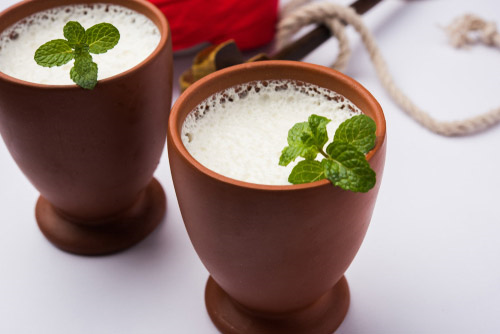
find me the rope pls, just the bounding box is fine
[276,1,500,136]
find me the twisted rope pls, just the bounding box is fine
[276,1,500,136]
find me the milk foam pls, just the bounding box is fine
[182,80,362,185]
[0,3,160,85]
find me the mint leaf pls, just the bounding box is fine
[279,122,318,166]
[279,115,332,166]
[324,142,376,192]
[280,114,377,192]
[288,160,326,184]
[74,44,90,57]
[279,145,304,166]
[63,21,86,47]
[70,56,98,90]
[34,21,120,89]
[34,39,74,67]
[334,114,376,154]
[308,114,331,148]
[86,23,120,54]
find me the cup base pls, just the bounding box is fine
[35,178,166,256]
[205,275,350,334]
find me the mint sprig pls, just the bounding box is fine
[279,114,377,192]
[34,21,120,89]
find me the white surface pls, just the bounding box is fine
[1,0,499,333]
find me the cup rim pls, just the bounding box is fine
[169,60,386,191]
[0,0,170,90]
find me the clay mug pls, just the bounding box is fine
[168,61,387,334]
[0,0,172,255]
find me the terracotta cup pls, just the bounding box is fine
[168,61,386,334]
[0,0,172,255]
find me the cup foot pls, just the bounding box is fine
[35,178,166,256]
[205,275,350,334]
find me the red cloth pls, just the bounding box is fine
[149,0,279,51]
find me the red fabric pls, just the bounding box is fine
[149,0,279,51]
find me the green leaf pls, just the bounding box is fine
[86,23,120,54]
[334,114,376,154]
[74,44,90,57]
[70,55,98,90]
[279,115,332,166]
[63,21,86,47]
[280,145,303,166]
[279,122,318,166]
[34,20,120,89]
[34,39,74,67]
[324,142,376,192]
[288,159,326,184]
[308,114,331,148]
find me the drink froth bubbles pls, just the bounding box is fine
[0,3,160,85]
[182,80,362,185]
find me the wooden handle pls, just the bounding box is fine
[271,0,383,61]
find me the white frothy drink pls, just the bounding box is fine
[0,3,160,85]
[182,80,362,185]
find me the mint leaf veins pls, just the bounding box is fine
[279,114,331,166]
[279,114,377,192]
[34,21,120,89]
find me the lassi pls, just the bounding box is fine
[0,3,160,85]
[182,80,362,185]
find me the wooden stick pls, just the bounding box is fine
[271,0,383,61]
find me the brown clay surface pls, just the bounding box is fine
[36,178,166,255]
[206,276,350,334]
[168,61,386,333]
[0,0,173,255]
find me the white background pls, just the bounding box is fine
[1,0,500,333]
